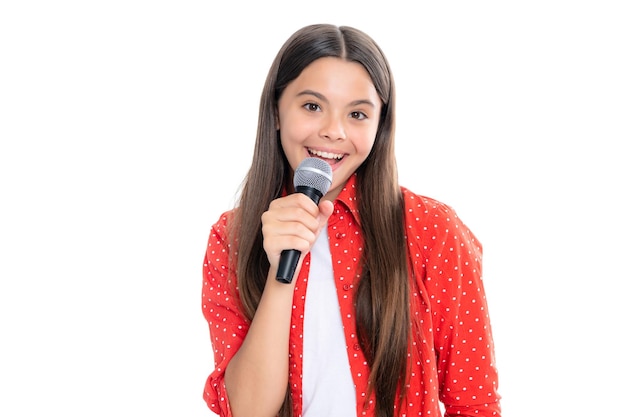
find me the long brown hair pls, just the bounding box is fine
[230,24,412,417]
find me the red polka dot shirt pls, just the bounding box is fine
[202,174,501,416]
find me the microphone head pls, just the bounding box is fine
[293,157,333,196]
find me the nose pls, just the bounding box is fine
[319,113,345,141]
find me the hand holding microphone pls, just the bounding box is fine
[261,158,333,284]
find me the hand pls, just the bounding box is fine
[261,193,334,278]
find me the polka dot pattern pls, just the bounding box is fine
[202,175,501,416]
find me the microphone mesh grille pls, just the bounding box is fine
[293,158,333,196]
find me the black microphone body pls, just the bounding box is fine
[275,158,332,284]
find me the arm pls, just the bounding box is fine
[420,202,501,416]
[202,213,247,417]
[223,270,296,417]
[202,214,294,417]
[219,195,334,417]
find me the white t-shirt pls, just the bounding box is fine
[302,227,357,417]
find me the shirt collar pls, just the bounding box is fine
[332,173,361,226]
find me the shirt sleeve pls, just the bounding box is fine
[201,213,249,417]
[420,201,501,416]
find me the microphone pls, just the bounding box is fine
[276,157,333,284]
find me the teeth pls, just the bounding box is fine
[308,148,344,160]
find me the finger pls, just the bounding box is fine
[263,218,318,242]
[269,193,319,215]
[266,197,322,232]
[318,200,334,220]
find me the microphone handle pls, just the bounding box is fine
[276,249,300,284]
[295,185,323,205]
[275,185,324,283]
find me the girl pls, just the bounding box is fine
[202,24,501,417]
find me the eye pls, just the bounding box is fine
[349,111,367,120]
[303,103,321,112]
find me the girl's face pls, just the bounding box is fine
[277,57,382,201]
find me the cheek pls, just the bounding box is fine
[279,125,300,148]
[281,118,315,144]
[353,129,377,155]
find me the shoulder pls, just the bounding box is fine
[400,186,459,223]
[209,208,237,241]
[400,186,480,251]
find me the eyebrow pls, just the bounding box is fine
[296,89,377,108]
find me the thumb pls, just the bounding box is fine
[318,200,334,224]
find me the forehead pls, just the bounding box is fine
[284,57,380,105]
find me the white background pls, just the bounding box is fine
[1,1,624,416]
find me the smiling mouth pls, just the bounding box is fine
[307,147,345,163]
